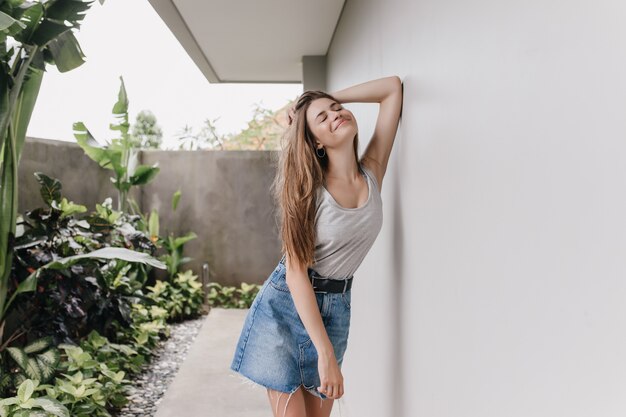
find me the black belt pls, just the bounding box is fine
[279,255,353,294]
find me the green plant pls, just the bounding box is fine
[78,330,145,377]
[143,190,197,277]
[73,76,160,214]
[207,282,261,308]
[146,270,204,322]
[54,344,131,415]
[4,175,165,348]
[4,336,61,390]
[0,0,105,363]
[0,379,69,417]
[112,302,170,358]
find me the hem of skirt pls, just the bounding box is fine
[228,367,300,395]
[228,369,343,417]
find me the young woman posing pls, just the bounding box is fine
[230,75,403,417]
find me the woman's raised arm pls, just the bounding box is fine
[329,76,403,190]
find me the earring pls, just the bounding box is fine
[316,147,326,158]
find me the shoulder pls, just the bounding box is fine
[359,157,383,191]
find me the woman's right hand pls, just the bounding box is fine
[317,352,344,399]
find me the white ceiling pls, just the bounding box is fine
[147,0,346,83]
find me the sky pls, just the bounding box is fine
[26,0,303,149]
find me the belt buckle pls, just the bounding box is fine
[311,276,318,290]
[311,276,328,293]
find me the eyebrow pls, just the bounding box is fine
[316,102,340,120]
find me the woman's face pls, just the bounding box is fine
[305,98,358,151]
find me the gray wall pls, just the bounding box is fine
[327,1,626,416]
[19,137,283,286]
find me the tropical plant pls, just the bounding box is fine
[73,76,160,214]
[207,282,261,308]
[146,270,204,322]
[3,173,164,349]
[0,379,69,417]
[0,0,106,371]
[5,336,61,389]
[143,189,197,277]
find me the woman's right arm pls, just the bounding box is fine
[284,253,334,359]
[284,253,344,398]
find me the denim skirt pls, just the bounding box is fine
[229,258,352,401]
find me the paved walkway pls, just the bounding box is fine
[154,308,270,417]
[154,307,345,417]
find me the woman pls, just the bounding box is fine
[229,76,403,417]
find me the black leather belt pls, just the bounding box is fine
[279,255,353,293]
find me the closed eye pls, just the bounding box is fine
[319,105,343,123]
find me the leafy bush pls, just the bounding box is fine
[207,282,261,308]
[0,379,69,417]
[7,174,158,346]
[146,270,204,322]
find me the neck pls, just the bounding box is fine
[324,154,361,183]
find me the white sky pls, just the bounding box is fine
[26,0,302,149]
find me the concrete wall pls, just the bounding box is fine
[19,137,283,286]
[326,1,626,416]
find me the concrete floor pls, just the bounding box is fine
[153,307,345,417]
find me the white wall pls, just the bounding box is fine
[327,1,626,416]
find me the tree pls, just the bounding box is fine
[174,117,224,151]
[130,110,163,149]
[0,0,106,343]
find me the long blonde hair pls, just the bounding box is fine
[270,91,360,269]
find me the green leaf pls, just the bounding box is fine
[17,379,34,403]
[7,347,28,370]
[172,189,181,211]
[73,121,122,171]
[173,232,197,248]
[32,397,69,417]
[23,336,53,354]
[148,208,159,239]
[55,197,87,218]
[24,357,42,381]
[128,164,159,185]
[44,30,86,72]
[46,0,93,24]
[0,10,27,31]
[33,172,62,205]
[11,2,44,44]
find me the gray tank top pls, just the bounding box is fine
[310,162,383,280]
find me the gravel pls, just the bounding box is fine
[111,314,207,417]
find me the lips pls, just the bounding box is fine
[334,118,348,131]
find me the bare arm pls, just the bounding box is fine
[284,253,335,360]
[329,76,403,190]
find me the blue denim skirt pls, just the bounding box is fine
[229,258,352,402]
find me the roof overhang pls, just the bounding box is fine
[147,0,346,85]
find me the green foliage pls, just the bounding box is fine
[174,117,224,150]
[145,190,197,277]
[208,282,262,309]
[172,99,293,151]
[146,270,204,322]
[6,179,165,346]
[78,329,147,378]
[73,76,160,213]
[130,110,163,149]
[111,302,170,358]
[0,379,69,417]
[0,0,107,344]
[225,102,284,150]
[6,336,60,387]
